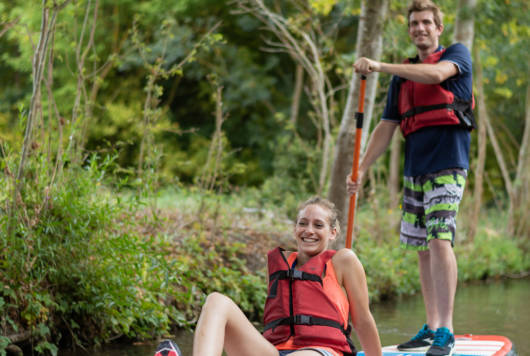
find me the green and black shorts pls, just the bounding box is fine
[400,168,467,250]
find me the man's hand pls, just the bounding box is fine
[346,171,365,196]
[354,57,380,75]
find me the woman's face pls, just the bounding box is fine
[294,204,337,257]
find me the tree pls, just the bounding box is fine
[470,0,529,239]
[468,46,486,241]
[511,84,530,238]
[452,0,479,240]
[453,0,476,51]
[233,0,339,194]
[8,0,72,235]
[328,0,389,244]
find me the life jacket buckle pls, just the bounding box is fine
[294,314,312,325]
[288,269,303,280]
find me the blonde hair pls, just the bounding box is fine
[296,197,340,234]
[407,0,444,28]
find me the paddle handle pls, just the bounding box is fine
[345,75,367,249]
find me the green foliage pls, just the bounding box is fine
[354,217,529,301]
[356,238,421,300]
[457,232,530,281]
[260,120,323,216]
[0,155,175,350]
[174,234,266,322]
[0,0,527,197]
[1,161,528,354]
[1,0,528,353]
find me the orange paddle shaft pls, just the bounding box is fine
[345,75,366,249]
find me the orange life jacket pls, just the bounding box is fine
[263,247,356,355]
[398,49,475,136]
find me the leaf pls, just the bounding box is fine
[484,56,499,67]
[310,0,338,16]
[495,71,508,84]
[493,87,513,98]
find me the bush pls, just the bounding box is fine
[456,231,530,281]
[0,156,175,351]
[173,234,267,323]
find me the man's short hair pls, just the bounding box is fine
[407,0,444,28]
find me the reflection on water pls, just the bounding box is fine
[59,278,529,355]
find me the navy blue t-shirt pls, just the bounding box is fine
[382,43,473,176]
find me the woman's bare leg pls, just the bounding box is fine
[193,292,279,356]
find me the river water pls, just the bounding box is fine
[59,278,529,355]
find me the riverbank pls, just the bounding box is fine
[57,277,530,356]
[2,187,529,354]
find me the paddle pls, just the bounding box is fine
[345,75,366,249]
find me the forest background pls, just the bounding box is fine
[0,0,528,354]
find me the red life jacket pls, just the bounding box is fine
[398,48,475,137]
[263,247,356,355]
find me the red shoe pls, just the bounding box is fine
[154,340,182,356]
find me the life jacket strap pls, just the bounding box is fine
[263,314,349,334]
[263,315,356,355]
[400,103,454,119]
[267,270,323,298]
[399,99,475,130]
[270,269,323,283]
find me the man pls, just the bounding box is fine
[347,1,474,355]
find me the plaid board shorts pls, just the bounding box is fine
[400,168,467,250]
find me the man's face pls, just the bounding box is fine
[408,10,443,51]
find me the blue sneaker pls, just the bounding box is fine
[154,339,182,356]
[397,324,435,351]
[426,327,455,356]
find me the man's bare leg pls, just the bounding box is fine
[428,239,457,332]
[418,250,439,330]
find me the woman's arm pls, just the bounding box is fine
[333,249,382,356]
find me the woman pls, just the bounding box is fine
[156,197,381,356]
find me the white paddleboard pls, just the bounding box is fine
[357,334,515,356]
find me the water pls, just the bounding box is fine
[358,278,529,353]
[59,278,529,355]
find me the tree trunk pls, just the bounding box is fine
[468,46,487,241]
[290,64,304,127]
[453,0,477,239]
[483,105,515,216]
[9,0,66,235]
[453,0,477,51]
[509,84,530,237]
[67,0,98,164]
[482,86,529,238]
[328,0,388,245]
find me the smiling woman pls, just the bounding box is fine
[156,197,383,356]
[293,198,339,263]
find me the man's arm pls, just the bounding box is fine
[354,57,458,84]
[358,120,398,176]
[346,120,398,194]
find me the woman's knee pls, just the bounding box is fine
[202,292,233,312]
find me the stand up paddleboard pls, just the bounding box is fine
[357,334,516,356]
